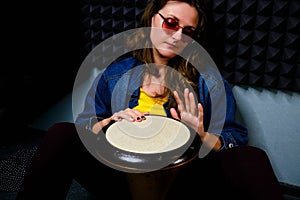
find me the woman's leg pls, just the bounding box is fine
[16,122,130,199]
[167,145,284,200]
[16,123,76,199]
[215,145,284,200]
[166,150,224,200]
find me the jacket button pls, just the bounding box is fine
[228,143,234,148]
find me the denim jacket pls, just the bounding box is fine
[75,56,248,151]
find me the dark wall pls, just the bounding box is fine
[21,1,86,122]
[1,1,85,142]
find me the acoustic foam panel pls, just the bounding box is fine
[81,0,300,91]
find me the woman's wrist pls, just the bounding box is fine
[91,117,113,134]
[199,131,222,151]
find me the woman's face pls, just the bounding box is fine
[150,1,199,63]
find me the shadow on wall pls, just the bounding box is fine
[233,85,300,188]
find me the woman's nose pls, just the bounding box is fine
[171,28,183,41]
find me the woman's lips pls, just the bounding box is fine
[164,42,178,49]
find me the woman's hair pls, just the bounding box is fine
[127,0,208,109]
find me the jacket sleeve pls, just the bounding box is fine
[75,73,112,131]
[199,77,248,151]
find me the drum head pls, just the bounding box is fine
[106,115,190,154]
[84,115,199,173]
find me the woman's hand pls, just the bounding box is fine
[170,88,222,151]
[170,88,205,138]
[92,109,148,134]
[111,108,148,122]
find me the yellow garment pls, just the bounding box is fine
[133,87,168,116]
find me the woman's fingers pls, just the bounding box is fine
[184,88,190,112]
[173,90,183,113]
[197,103,203,121]
[112,110,134,122]
[93,109,149,134]
[174,88,197,116]
[170,108,180,120]
[196,103,205,135]
[112,109,147,122]
[189,91,197,116]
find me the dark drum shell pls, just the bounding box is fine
[78,116,200,173]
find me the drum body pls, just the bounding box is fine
[125,136,200,200]
[80,115,200,200]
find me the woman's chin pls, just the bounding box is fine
[158,49,180,59]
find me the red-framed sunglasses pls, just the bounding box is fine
[158,12,196,42]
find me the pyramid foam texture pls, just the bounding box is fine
[81,0,300,91]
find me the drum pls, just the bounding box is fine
[91,115,200,200]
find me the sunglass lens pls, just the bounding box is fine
[183,28,193,36]
[164,18,178,30]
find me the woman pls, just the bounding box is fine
[17,0,283,199]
